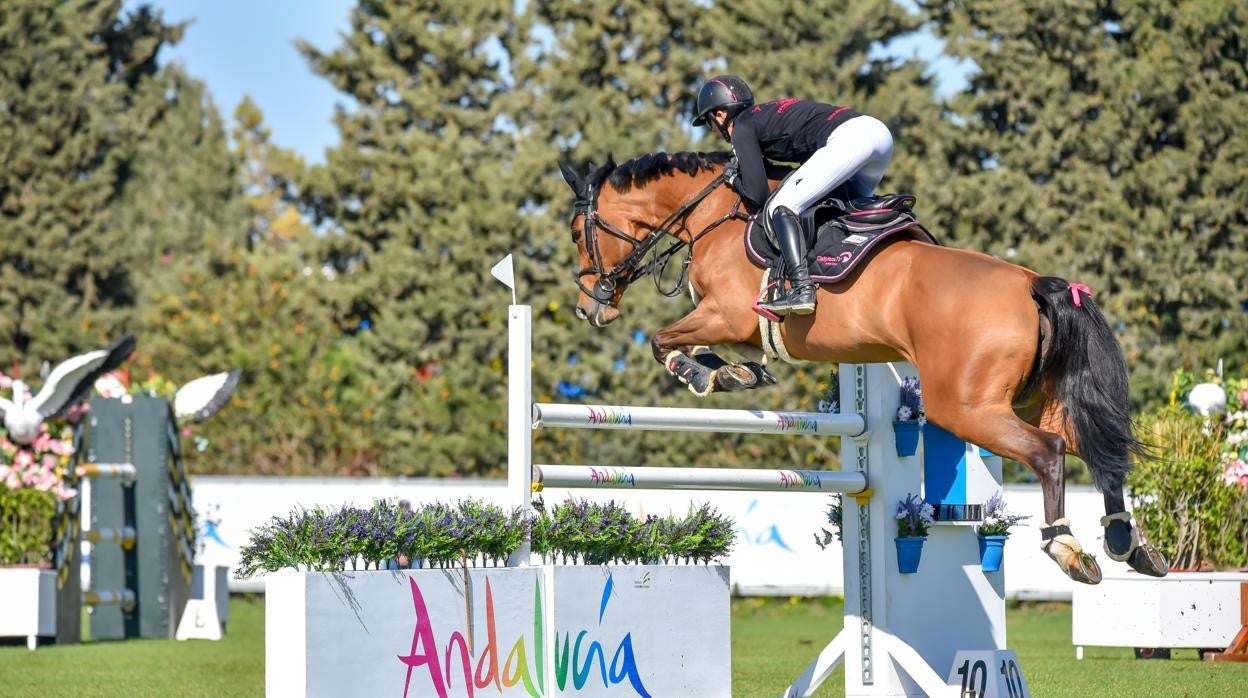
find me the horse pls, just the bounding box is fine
[557,151,1168,584]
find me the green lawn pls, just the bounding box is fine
[1,597,1244,697]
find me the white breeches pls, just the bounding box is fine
[765,115,895,218]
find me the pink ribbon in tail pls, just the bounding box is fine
[1069,282,1093,308]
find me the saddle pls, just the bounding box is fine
[744,189,939,283]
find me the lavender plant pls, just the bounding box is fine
[896,377,924,423]
[976,492,1030,536]
[236,496,734,577]
[815,494,843,549]
[895,494,935,538]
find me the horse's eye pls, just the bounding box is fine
[570,226,582,244]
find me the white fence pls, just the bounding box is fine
[177,476,1108,600]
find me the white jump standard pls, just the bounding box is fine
[508,303,1026,698]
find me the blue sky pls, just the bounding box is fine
[129,1,969,165]
[129,0,355,164]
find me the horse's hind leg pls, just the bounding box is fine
[930,402,1104,584]
[1039,407,1168,577]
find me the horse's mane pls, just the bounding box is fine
[589,151,732,193]
[586,150,795,194]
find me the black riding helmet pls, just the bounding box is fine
[691,75,755,127]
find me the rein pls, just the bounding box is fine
[574,172,749,306]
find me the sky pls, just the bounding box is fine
[128,0,355,164]
[128,1,971,165]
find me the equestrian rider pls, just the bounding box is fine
[692,75,895,316]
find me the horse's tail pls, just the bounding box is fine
[1030,276,1144,494]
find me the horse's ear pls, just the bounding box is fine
[559,162,583,197]
[604,154,616,170]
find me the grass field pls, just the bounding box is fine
[1,597,1245,697]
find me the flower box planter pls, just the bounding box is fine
[892,420,921,457]
[265,564,731,697]
[1072,571,1248,658]
[977,534,1009,572]
[894,537,925,574]
[0,568,57,650]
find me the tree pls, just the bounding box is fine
[297,0,520,475]
[0,0,182,369]
[135,101,378,475]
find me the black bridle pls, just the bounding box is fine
[573,173,748,306]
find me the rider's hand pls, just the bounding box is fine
[723,157,740,189]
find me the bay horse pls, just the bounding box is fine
[558,151,1168,584]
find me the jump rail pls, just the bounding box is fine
[533,463,868,494]
[75,462,136,483]
[532,402,866,436]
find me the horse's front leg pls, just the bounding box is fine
[650,304,774,396]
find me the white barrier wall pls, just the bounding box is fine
[187,476,1108,600]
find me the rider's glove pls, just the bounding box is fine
[723,157,740,190]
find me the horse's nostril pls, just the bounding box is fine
[575,306,587,320]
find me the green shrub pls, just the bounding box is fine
[1129,408,1248,570]
[0,488,59,566]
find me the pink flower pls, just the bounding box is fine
[1223,459,1248,489]
[4,470,20,490]
[32,432,52,452]
[15,450,34,467]
[65,402,90,423]
[0,372,11,389]
[182,427,192,438]
[41,453,57,469]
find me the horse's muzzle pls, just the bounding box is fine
[575,300,619,327]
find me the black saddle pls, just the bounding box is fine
[745,189,938,284]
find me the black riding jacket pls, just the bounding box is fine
[729,99,861,208]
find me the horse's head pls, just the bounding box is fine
[559,157,635,327]
[559,152,734,327]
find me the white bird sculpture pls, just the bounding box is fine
[0,334,136,445]
[174,369,241,423]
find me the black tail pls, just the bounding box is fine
[1030,277,1143,494]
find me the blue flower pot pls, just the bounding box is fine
[978,534,1009,572]
[893,420,921,457]
[895,536,925,574]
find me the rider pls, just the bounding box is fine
[692,75,895,316]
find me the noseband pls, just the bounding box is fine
[573,173,747,307]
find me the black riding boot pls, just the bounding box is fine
[759,207,816,316]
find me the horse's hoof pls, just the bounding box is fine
[1066,552,1103,585]
[742,361,778,387]
[1041,522,1102,584]
[713,364,758,392]
[1127,544,1169,577]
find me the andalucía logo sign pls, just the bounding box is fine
[397,574,651,697]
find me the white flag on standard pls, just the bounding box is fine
[491,254,517,303]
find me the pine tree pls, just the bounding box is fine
[298,0,519,475]
[0,0,182,368]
